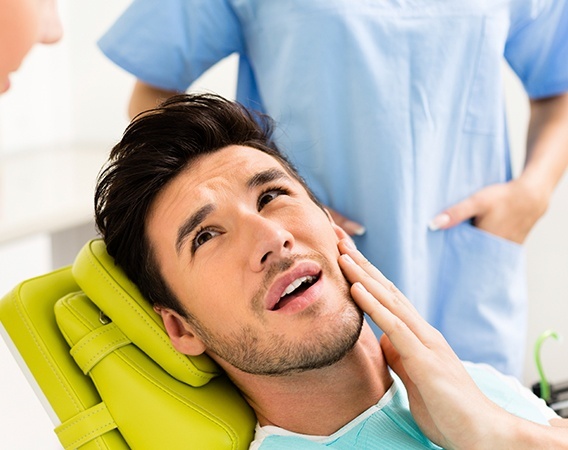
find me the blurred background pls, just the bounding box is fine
[0,1,566,447]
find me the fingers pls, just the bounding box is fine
[337,239,399,291]
[348,277,426,356]
[338,239,445,352]
[338,239,420,321]
[379,334,403,375]
[428,195,479,231]
[428,183,536,243]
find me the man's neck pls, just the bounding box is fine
[227,324,392,436]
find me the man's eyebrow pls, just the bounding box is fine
[175,204,215,255]
[175,169,289,255]
[246,168,291,190]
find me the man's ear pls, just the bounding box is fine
[154,306,207,356]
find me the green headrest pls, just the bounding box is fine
[72,239,220,387]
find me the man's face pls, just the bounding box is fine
[147,145,362,376]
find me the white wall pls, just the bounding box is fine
[0,3,566,447]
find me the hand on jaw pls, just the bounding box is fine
[337,238,568,449]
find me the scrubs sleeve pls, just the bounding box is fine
[97,0,244,92]
[505,0,568,99]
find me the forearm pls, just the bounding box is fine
[128,80,180,119]
[521,93,568,201]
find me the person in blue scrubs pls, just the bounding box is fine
[98,0,568,377]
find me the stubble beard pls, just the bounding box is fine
[187,252,364,376]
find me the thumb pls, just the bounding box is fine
[428,196,479,231]
[380,334,407,381]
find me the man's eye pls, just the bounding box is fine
[258,189,288,210]
[192,228,220,252]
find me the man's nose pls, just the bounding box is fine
[39,0,63,45]
[246,215,295,272]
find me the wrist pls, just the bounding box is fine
[519,148,566,208]
[451,406,519,450]
[513,173,551,219]
[492,415,554,450]
[484,414,524,449]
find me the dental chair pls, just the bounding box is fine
[0,239,256,449]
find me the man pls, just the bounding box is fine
[95,93,568,449]
[98,0,568,377]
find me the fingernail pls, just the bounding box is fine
[342,238,356,250]
[428,213,450,231]
[344,221,366,236]
[354,282,367,292]
[342,254,355,264]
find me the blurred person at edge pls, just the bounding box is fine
[0,0,63,94]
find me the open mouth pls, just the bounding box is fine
[272,273,320,311]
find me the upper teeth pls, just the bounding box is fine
[281,276,316,297]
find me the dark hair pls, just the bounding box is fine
[95,93,321,315]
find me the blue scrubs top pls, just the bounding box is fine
[99,0,568,377]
